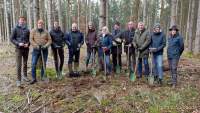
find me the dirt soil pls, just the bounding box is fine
[0,45,200,113]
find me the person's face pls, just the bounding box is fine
[72,24,77,32]
[138,23,144,31]
[154,27,160,33]
[88,24,93,30]
[18,18,25,26]
[171,29,177,36]
[54,22,59,28]
[114,24,119,30]
[37,23,43,29]
[102,28,107,34]
[128,23,133,30]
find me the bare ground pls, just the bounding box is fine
[0,45,200,113]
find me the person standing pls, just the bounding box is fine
[64,23,84,77]
[122,21,136,73]
[150,24,166,85]
[10,16,30,87]
[111,22,123,73]
[85,22,97,70]
[133,22,151,80]
[50,21,65,78]
[167,25,184,88]
[97,26,112,75]
[30,20,52,84]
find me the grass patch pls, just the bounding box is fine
[36,68,57,79]
[11,94,25,103]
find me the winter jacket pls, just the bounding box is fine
[111,29,123,54]
[150,32,166,55]
[50,27,65,48]
[10,24,30,49]
[133,29,151,58]
[97,33,113,55]
[85,29,97,48]
[167,33,184,59]
[30,28,52,49]
[121,29,136,54]
[64,30,84,51]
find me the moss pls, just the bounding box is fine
[11,94,24,103]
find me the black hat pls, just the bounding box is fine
[169,25,179,31]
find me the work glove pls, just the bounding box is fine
[138,48,143,51]
[112,41,117,46]
[102,47,109,52]
[77,44,81,51]
[115,38,122,43]
[128,43,132,47]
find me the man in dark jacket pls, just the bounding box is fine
[64,23,84,76]
[111,22,123,73]
[50,21,65,78]
[167,25,184,88]
[10,16,30,87]
[133,22,151,79]
[150,24,166,85]
[121,21,136,72]
[85,22,97,70]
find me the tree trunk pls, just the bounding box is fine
[143,0,147,25]
[77,0,80,29]
[33,0,39,28]
[106,0,109,27]
[27,0,33,29]
[99,0,107,31]
[39,0,45,21]
[187,0,195,52]
[47,0,53,30]
[3,0,10,44]
[58,0,64,31]
[170,0,177,26]
[133,0,140,22]
[194,1,200,54]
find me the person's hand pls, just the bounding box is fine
[19,43,24,47]
[115,38,122,43]
[128,43,132,47]
[102,47,109,52]
[138,48,143,51]
[149,48,157,53]
[24,43,29,48]
[42,45,48,50]
[112,41,117,46]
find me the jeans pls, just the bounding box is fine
[31,49,48,80]
[98,48,111,73]
[168,58,179,85]
[137,57,149,78]
[152,54,163,79]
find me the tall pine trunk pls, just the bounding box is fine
[3,0,10,44]
[170,0,177,26]
[33,0,39,28]
[99,0,107,31]
[58,0,64,31]
[194,1,200,54]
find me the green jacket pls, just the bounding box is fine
[133,29,151,58]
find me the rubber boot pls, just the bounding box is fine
[74,62,80,77]
[68,64,73,77]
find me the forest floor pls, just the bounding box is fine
[0,45,200,113]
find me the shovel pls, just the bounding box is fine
[125,45,130,76]
[148,52,154,86]
[91,47,97,77]
[40,48,49,83]
[115,44,121,75]
[130,51,138,82]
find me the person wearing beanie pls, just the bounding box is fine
[150,23,166,86]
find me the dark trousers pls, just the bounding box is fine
[68,49,80,64]
[126,52,136,72]
[168,58,179,85]
[52,48,64,72]
[112,53,122,72]
[31,49,48,80]
[15,48,29,81]
[86,47,96,66]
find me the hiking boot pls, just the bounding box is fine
[68,64,73,74]
[172,84,176,89]
[22,76,30,82]
[30,80,37,85]
[16,81,21,87]
[158,79,163,86]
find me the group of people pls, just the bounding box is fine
[10,16,184,88]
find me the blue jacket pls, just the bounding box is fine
[167,33,184,59]
[150,32,166,55]
[64,30,84,50]
[98,34,112,55]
